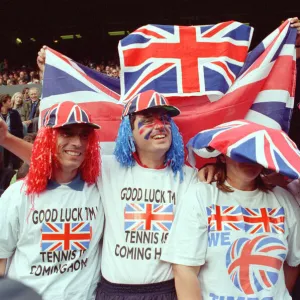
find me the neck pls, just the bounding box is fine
[226,174,257,191]
[52,168,78,184]
[1,107,8,114]
[136,151,165,169]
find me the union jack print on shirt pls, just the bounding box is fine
[41,222,92,252]
[242,207,285,234]
[119,21,252,100]
[207,205,244,232]
[206,205,285,234]
[226,235,287,295]
[124,203,174,231]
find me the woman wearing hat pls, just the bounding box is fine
[161,120,300,300]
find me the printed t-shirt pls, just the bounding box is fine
[161,182,300,300]
[99,155,197,284]
[0,177,104,300]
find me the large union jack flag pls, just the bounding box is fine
[242,207,285,234]
[124,203,174,231]
[40,20,297,163]
[119,21,252,100]
[226,235,287,295]
[41,222,92,251]
[187,119,300,179]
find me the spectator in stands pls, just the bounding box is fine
[22,87,30,102]
[11,92,24,116]
[21,87,40,133]
[0,94,23,169]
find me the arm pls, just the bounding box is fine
[0,259,7,276]
[173,264,202,300]
[284,263,300,294]
[0,120,32,164]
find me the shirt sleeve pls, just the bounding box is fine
[0,185,20,258]
[161,183,208,266]
[286,199,300,267]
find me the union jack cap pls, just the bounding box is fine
[122,90,180,118]
[43,101,100,129]
[187,119,300,179]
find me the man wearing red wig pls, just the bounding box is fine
[0,101,104,300]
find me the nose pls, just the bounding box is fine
[69,134,82,147]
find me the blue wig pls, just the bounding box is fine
[114,116,185,181]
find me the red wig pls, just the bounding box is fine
[25,127,100,195]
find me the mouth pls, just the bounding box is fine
[152,134,167,140]
[64,150,81,157]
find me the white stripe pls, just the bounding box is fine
[245,110,281,130]
[252,90,294,109]
[41,91,123,111]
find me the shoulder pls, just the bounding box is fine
[271,186,300,223]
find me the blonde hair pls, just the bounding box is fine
[11,92,23,108]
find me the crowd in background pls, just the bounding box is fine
[0,58,120,86]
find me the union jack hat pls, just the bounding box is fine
[187,119,300,179]
[43,101,100,129]
[122,90,180,118]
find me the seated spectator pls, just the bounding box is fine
[0,94,23,169]
[11,92,24,116]
[22,87,30,102]
[21,87,40,133]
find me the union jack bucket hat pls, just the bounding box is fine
[43,101,100,129]
[122,90,180,118]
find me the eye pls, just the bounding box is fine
[80,132,90,140]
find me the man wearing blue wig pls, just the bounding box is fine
[96,89,197,299]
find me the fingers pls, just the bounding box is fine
[290,17,300,33]
[290,17,299,24]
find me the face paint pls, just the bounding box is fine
[137,115,170,140]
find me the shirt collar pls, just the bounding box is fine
[46,174,84,191]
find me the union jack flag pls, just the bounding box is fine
[119,21,252,100]
[40,20,297,162]
[124,203,174,231]
[207,205,244,232]
[242,207,285,234]
[41,222,92,252]
[226,235,287,295]
[187,119,300,179]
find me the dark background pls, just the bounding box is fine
[0,0,299,67]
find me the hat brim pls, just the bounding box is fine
[136,105,180,117]
[52,121,100,129]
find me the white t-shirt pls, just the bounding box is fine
[99,155,197,284]
[0,177,104,300]
[287,179,300,206]
[161,182,300,300]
